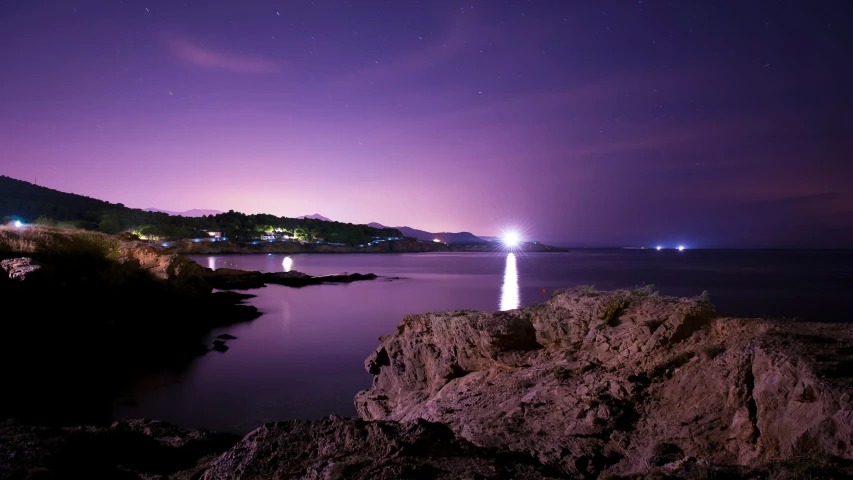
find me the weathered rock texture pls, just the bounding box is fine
[0,257,40,280]
[183,417,566,480]
[355,287,853,478]
[0,418,239,480]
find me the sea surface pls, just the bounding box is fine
[113,250,853,433]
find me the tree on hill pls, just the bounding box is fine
[0,176,403,245]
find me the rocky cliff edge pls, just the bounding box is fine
[355,286,853,478]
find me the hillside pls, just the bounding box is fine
[144,208,224,217]
[297,213,332,221]
[0,176,400,245]
[369,222,484,244]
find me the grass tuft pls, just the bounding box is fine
[601,296,628,326]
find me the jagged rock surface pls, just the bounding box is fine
[0,257,40,280]
[181,416,567,480]
[0,418,239,480]
[355,287,853,478]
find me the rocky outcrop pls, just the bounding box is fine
[183,417,567,480]
[4,286,853,478]
[0,257,40,280]
[0,418,239,480]
[355,287,853,478]
[203,268,378,290]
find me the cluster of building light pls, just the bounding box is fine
[655,245,686,251]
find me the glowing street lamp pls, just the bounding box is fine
[13,220,22,228]
[677,245,685,251]
[656,246,662,251]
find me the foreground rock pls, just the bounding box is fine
[0,418,239,480]
[181,417,566,480]
[355,287,853,478]
[0,417,566,480]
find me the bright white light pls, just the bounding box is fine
[500,253,520,311]
[502,231,520,248]
[13,220,22,228]
[677,245,685,251]
[282,256,293,272]
[656,246,662,251]
[432,238,441,243]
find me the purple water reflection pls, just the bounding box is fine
[114,250,853,433]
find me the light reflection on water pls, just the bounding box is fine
[208,257,215,270]
[113,251,852,434]
[282,257,293,272]
[500,253,520,310]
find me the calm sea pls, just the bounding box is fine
[113,250,853,433]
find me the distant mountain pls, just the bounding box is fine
[297,213,332,222]
[369,222,484,244]
[144,208,223,217]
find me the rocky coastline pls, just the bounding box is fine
[2,275,853,478]
[0,227,379,427]
[2,227,851,478]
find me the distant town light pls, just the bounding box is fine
[677,245,685,251]
[656,246,662,251]
[13,220,22,228]
[432,238,441,243]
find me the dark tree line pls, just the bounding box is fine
[0,176,401,245]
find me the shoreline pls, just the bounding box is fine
[0,227,380,427]
[169,238,567,255]
[2,286,853,478]
[2,228,852,478]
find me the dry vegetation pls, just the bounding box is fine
[0,223,124,259]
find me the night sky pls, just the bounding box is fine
[1,1,851,248]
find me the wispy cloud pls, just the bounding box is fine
[160,32,280,73]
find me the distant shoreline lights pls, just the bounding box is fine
[654,245,687,251]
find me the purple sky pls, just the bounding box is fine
[1,0,851,247]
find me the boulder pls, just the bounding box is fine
[355,287,853,478]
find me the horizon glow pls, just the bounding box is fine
[1,2,851,247]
